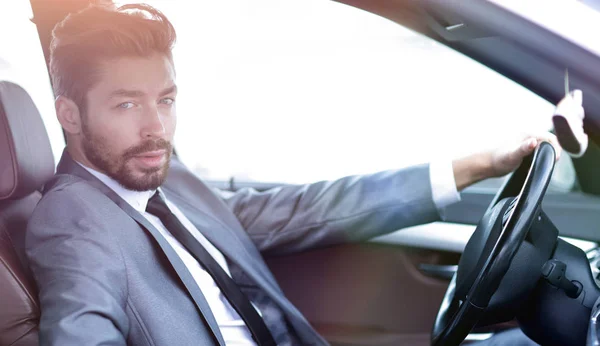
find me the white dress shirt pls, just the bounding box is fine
[78,161,459,345]
[429,160,461,217]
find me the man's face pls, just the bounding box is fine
[79,53,177,191]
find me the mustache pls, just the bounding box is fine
[123,139,172,159]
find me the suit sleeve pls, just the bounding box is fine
[26,185,129,345]
[215,164,442,255]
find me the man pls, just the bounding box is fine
[26,3,556,345]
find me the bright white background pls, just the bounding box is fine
[3,0,576,187]
[139,0,557,184]
[0,0,64,162]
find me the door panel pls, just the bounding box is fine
[266,242,459,346]
[265,221,596,345]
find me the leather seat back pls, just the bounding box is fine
[0,81,55,345]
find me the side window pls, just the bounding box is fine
[134,0,576,192]
[0,1,64,163]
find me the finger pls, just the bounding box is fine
[539,133,562,161]
[551,137,562,161]
[511,138,537,162]
[523,132,562,162]
[520,138,537,155]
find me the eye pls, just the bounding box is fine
[159,98,174,105]
[117,102,135,109]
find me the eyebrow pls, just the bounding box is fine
[159,85,177,97]
[109,89,145,98]
[109,85,177,99]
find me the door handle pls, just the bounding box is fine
[418,264,457,280]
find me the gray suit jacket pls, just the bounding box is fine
[26,151,441,345]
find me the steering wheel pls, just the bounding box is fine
[431,142,556,346]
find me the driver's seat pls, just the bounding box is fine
[0,81,55,345]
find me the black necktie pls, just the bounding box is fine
[146,192,276,346]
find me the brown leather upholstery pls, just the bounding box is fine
[0,82,54,201]
[0,81,55,346]
[0,195,42,346]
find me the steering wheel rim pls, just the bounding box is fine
[431,142,556,346]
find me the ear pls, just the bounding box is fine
[55,96,83,135]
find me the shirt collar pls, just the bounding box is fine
[76,161,156,213]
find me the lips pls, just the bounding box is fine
[133,150,166,168]
[137,150,166,157]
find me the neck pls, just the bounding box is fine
[66,143,101,173]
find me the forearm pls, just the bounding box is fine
[219,164,439,255]
[452,151,494,191]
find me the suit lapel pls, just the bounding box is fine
[55,152,226,345]
[118,200,226,345]
[161,190,263,278]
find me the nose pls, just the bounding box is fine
[141,106,166,139]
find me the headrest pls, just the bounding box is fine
[0,81,55,201]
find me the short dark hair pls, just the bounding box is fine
[49,3,176,113]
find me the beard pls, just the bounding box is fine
[81,122,173,191]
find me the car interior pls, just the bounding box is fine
[4,0,600,346]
